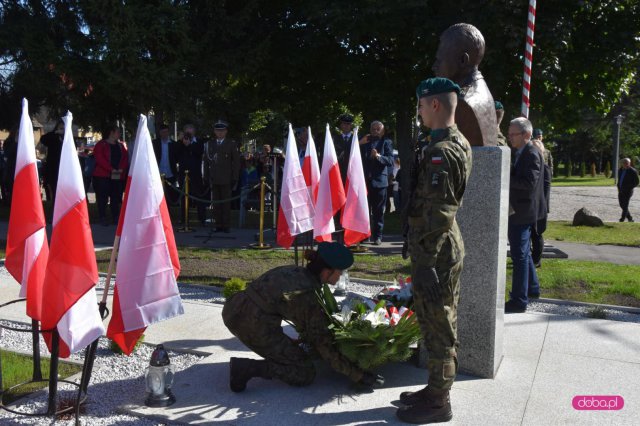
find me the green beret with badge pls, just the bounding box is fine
[416,77,461,99]
[494,101,504,110]
[317,241,354,270]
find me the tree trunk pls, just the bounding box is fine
[395,100,414,219]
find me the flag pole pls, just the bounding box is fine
[521,0,537,118]
[100,236,120,307]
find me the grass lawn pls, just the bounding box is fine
[506,259,640,308]
[546,221,640,247]
[551,175,614,187]
[0,350,82,404]
[97,248,640,307]
[96,247,411,286]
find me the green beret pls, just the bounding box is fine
[495,101,504,110]
[317,242,354,270]
[532,128,543,138]
[416,77,460,99]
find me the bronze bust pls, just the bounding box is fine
[433,23,497,147]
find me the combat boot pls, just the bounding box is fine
[396,387,452,424]
[229,357,271,392]
[399,386,429,406]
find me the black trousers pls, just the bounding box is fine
[618,189,633,220]
[368,186,387,241]
[93,176,124,224]
[212,183,232,229]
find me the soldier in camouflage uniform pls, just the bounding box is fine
[397,78,472,424]
[222,241,383,392]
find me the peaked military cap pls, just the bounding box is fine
[338,114,354,123]
[532,128,543,138]
[416,77,461,99]
[495,101,504,110]
[317,242,354,270]
[213,119,229,129]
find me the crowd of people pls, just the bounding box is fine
[0,116,404,235]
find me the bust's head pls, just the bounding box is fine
[433,23,485,84]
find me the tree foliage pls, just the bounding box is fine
[0,0,639,164]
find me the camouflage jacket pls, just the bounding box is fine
[407,125,472,267]
[247,265,365,381]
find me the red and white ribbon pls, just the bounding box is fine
[521,0,537,118]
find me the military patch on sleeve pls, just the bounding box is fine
[431,172,439,187]
[431,156,443,164]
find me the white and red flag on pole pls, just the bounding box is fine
[276,124,315,248]
[5,98,49,321]
[313,124,346,242]
[41,112,104,357]
[107,114,183,355]
[341,127,370,246]
[301,127,320,204]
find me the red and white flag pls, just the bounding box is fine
[5,98,49,321]
[313,124,346,242]
[41,111,104,357]
[341,127,370,246]
[301,127,320,204]
[107,114,183,355]
[277,124,315,248]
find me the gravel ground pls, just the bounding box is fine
[0,326,202,425]
[548,186,640,222]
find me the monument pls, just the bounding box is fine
[428,23,509,378]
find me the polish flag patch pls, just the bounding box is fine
[431,156,443,164]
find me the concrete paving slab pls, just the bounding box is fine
[523,351,640,426]
[501,313,550,360]
[543,316,640,364]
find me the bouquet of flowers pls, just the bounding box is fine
[317,276,421,370]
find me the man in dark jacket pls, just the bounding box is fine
[39,120,64,206]
[505,117,546,313]
[359,120,394,245]
[152,124,179,205]
[176,124,206,226]
[617,158,639,222]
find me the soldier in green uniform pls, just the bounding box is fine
[397,78,472,424]
[222,241,384,392]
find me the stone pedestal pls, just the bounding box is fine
[456,146,510,378]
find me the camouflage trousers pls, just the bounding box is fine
[222,292,316,386]
[411,255,463,390]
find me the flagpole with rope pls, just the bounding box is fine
[521,0,537,118]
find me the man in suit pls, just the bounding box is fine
[176,123,206,226]
[618,158,639,222]
[152,124,179,205]
[505,117,546,313]
[359,121,394,245]
[204,120,240,232]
